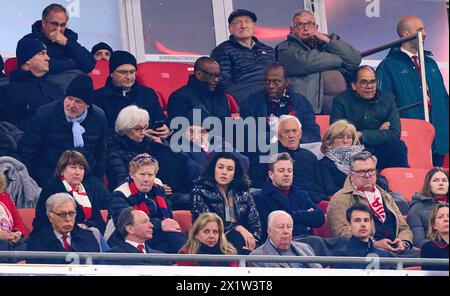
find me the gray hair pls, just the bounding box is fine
[267,210,293,229]
[292,10,315,24]
[278,115,302,129]
[349,151,378,170]
[116,207,136,239]
[46,192,76,214]
[115,105,150,135]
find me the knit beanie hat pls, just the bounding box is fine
[16,37,47,66]
[109,50,137,73]
[91,42,113,55]
[66,75,94,105]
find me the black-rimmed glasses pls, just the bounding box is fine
[351,169,377,177]
[51,211,77,218]
[199,69,221,80]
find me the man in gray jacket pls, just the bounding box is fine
[248,210,322,268]
[276,10,361,114]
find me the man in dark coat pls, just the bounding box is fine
[18,75,107,188]
[240,64,321,144]
[27,192,100,264]
[211,9,275,104]
[1,37,63,132]
[167,56,231,127]
[253,152,324,242]
[331,65,408,170]
[93,50,170,140]
[23,3,95,74]
[107,207,171,265]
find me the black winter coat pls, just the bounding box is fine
[191,179,261,241]
[17,100,107,187]
[93,78,167,134]
[0,70,63,131]
[26,21,95,74]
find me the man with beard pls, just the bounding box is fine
[276,10,361,114]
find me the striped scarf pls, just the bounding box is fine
[61,178,92,220]
[128,180,171,219]
[352,180,386,223]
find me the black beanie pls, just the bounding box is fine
[65,75,94,105]
[16,37,47,66]
[109,50,137,73]
[91,42,113,55]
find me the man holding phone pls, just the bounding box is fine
[93,50,171,141]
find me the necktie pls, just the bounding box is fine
[62,234,71,251]
[412,55,431,107]
[137,244,145,253]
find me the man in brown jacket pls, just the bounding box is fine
[327,151,414,254]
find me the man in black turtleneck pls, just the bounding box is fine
[0,37,63,132]
[167,56,231,128]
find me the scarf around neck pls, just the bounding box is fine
[325,145,365,175]
[65,109,88,148]
[61,177,92,220]
[351,179,386,223]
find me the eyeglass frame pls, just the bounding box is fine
[51,211,77,218]
[351,169,377,177]
[199,69,221,80]
[357,79,377,88]
[131,125,149,133]
[114,69,137,76]
[293,22,316,29]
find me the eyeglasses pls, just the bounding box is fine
[133,155,157,164]
[115,69,136,76]
[199,69,221,80]
[131,125,148,133]
[358,79,377,88]
[293,22,316,29]
[351,169,377,177]
[51,211,77,218]
[46,20,67,29]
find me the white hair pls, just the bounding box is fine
[115,105,150,135]
[267,210,293,229]
[46,192,76,214]
[278,115,302,129]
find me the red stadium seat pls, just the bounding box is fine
[17,208,35,236]
[172,210,192,233]
[380,168,429,202]
[315,115,330,139]
[100,209,108,223]
[317,200,329,214]
[442,153,449,169]
[400,118,435,169]
[313,214,332,238]
[88,59,110,90]
[136,62,193,110]
[4,57,19,77]
[225,93,240,118]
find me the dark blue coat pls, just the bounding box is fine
[240,86,321,144]
[17,100,107,187]
[25,21,95,74]
[93,78,167,133]
[32,176,110,236]
[106,241,170,265]
[27,225,100,264]
[0,70,63,131]
[253,181,325,241]
[211,36,275,104]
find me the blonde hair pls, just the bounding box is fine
[128,153,159,175]
[427,203,449,242]
[321,119,359,153]
[0,171,7,193]
[181,212,236,255]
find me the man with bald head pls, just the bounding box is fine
[376,16,448,166]
[248,210,321,268]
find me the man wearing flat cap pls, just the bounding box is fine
[0,37,64,132]
[93,50,170,141]
[91,42,113,61]
[18,74,107,188]
[211,9,275,105]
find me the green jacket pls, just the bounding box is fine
[331,89,401,147]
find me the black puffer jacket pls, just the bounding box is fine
[191,179,261,241]
[26,21,95,74]
[211,35,275,103]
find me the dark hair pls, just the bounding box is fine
[194,56,217,72]
[268,152,293,172]
[201,152,251,192]
[116,207,135,239]
[42,3,68,19]
[352,65,376,83]
[346,203,372,222]
[420,167,449,198]
[264,63,288,79]
[55,150,89,176]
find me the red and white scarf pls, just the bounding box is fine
[352,181,386,223]
[62,178,92,220]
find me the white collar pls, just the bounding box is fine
[126,240,146,253]
[400,47,417,59]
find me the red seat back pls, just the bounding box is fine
[442,153,449,169]
[172,210,192,233]
[400,118,435,169]
[313,214,332,238]
[136,62,193,110]
[17,208,35,237]
[380,168,429,202]
[100,209,108,223]
[4,57,19,77]
[88,60,110,90]
[315,115,330,139]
